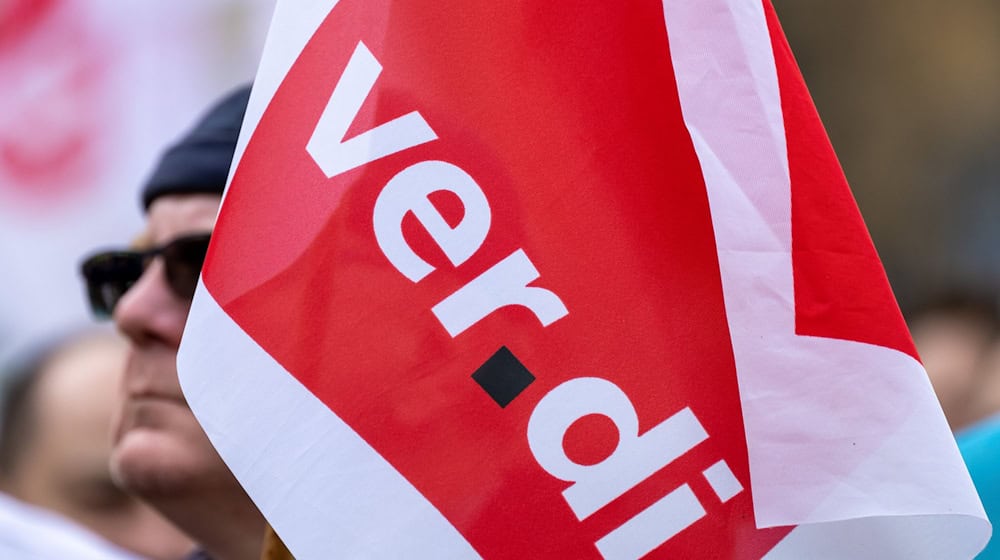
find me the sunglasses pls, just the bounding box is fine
[80,233,212,318]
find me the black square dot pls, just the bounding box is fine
[472,346,535,408]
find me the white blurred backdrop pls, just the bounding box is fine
[0,0,275,364]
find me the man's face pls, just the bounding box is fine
[911,310,995,428]
[109,193,228,499]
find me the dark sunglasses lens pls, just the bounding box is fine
[162,235,210,300]
[81,253,145,318]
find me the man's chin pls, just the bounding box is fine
[110,428,208,499]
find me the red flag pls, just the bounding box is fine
[180,1,988,558]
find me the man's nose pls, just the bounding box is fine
[113,259,188,348]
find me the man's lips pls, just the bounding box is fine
[113,393,191,441]
[120,362,186,405]
[123,392,187,405]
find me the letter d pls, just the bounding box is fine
[527,377,708,519]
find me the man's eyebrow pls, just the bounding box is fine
[129,231,152,250]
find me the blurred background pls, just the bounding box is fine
[0,0,275,364]
[0,1,997,360]
[774,1,1000,312]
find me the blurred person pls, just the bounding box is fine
[0,491,149,560]
[905,281,1000,558]
[80,86,291,560]
[957,338,1000,559]
[0,328,194,559]
[906,289,1000,430]
[960,329,1000,427]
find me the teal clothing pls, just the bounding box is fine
[959,414,1000,559]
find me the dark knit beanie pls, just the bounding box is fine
[141,85,252,210]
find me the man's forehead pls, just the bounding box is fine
[143,193,221,243]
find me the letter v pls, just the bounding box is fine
[307,41,438,179]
